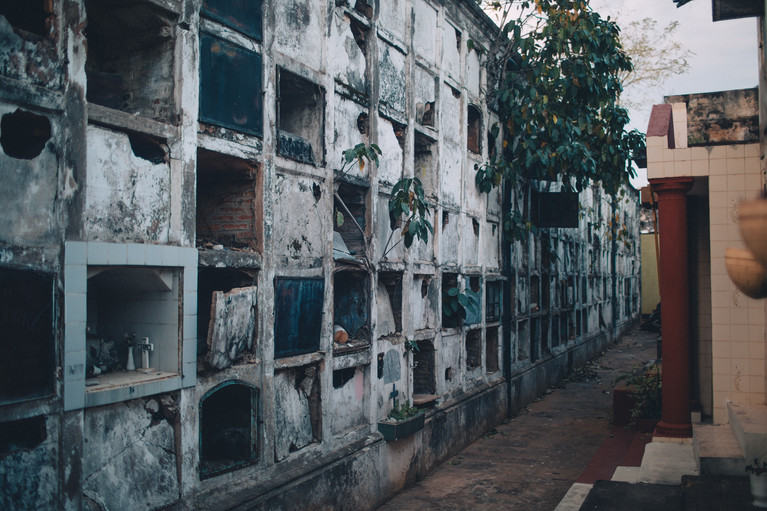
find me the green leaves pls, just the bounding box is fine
[480,0,645,203]
[442,286,479,321]
[342,143,381,173]
[388,177,433,249]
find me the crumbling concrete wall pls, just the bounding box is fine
[82,396,179,510]
[0,1,642,510]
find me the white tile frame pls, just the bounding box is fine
[64,241,197,410]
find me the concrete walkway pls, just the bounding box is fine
[377,327,659,511]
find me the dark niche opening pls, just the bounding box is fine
[274,277,324,358]
[377,272,402,337]
[196,149,261,251]
[278,69,324,164]
[0,1,51,36]
[0,268,54,404]
[486,327,499,373]
[486,281,502,323]
[85,0,176,122]
[333,367,356,388]
[334,182,368,256]
[467,104,481,154]
[0,416,46,456]
[333,270,369,346]
[199,381,258,479]
[199,32,263,136]
[0,109,51,160]
[412,340,435,395]
[466,329,481,370]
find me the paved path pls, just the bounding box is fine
[378,327,659,511]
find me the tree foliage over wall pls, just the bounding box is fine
[476,0,645,198]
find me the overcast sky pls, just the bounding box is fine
[590,0,758,187]
[588,0,759,132]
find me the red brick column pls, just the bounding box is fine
[650,177,694,438]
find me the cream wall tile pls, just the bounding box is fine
[709,158,727,175]
[691,147,709,160]
[744,144,760,158]
[647,146,664,164]
[745,173,762,192]
[750,342,766,361]
[726,157,746,174]
[664,161,676,176]
[691,159,709,176]
[673,148,691,161]
[748,308,766,325]
[748,325,765,342]
[710,240,729,259]
[674,160,692,176]
[731,307,749,325]
[709,191,728,208]
[710,175,727,192]
[727,223,744,242]
[663,148,675,162]
[726,145,746,158]
[727,174,746,191]
[750,357,765,376]
[710,146,728,159]
[647,163,664,180]
[745,156,761,174]
[731,341,749,359]
[710,272,731,291]
[710,208,728,225]
[646,135,667,148]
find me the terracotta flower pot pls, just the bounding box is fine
[725,248,767,299]
[739,198,767,270]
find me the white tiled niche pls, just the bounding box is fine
[64,241,197,410]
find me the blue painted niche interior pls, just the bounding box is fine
[274,277,324,358]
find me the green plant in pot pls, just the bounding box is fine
[378,395,425,442]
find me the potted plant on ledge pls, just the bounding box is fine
[377,399,425,442]
[746,454,767,508]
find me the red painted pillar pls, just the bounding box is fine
[650,177,694,438]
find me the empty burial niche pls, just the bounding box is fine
[333,270,370,346]
[441,273,460,328]
[333,367,356,388]
[278,69,324,164]
[0,268,54,404]
[85,0,176,122]
[414,131,437,198]
[582,309,589,334]
[516,320,529,361]
[199,32,263,136]
[377,272,402,337]
[0,109,51,160]
[486,327,499,373]
[530,275,540,312]
[0,416,46,456]
[412,340,436,395]
[541,275,550,310]
[274,278,324,358]
[530,318,539,362]
[0,2,52,36]
[197,268,256,358]
[334,182,367,256]
[551,315,560,348]
[86,266,180,379]
[466,329,481,370]
[560,314,568,343]
[128,132,167,164]
[196,149,260,251]
[486,281,501,323]
[199,381,259,479]
[467,105,481,154]
[464,276,482,326]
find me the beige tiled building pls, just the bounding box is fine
[646,88,766,425]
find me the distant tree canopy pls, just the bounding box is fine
[476,0,645,199]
